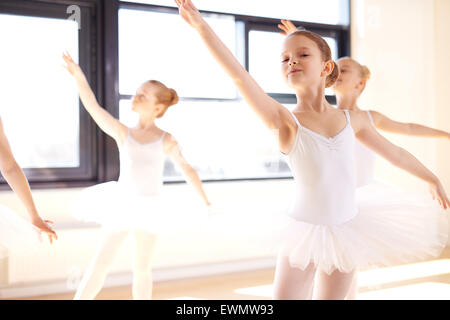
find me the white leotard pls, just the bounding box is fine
[354,111,376,187]
[118,129,166,196]
[285,110,358,226]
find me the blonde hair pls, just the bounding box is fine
[286,30,339,88]
[337,57,371,93]
[146,80,179,118]
[338,57,371,81]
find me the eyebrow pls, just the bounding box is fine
[281,47,311,56]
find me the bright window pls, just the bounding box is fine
[119,9,237,98]
[0,14,80,168]
[125,0,350,25]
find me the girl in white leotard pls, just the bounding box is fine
[280,20,450,299]
[62,52,212,300]
[334,57,449,187]
[176,1,448,300]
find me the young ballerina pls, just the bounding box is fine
[280,19,450,299]
[62,52,212,300]
[279,19,450,187]
[174,0,449,300]
[0,116,58,257]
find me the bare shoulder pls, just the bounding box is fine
[279,105,300,135]
[278,106,300,154]
[162,131,178,153]
[115,123,130,147]
[346,109,371,133]
[366,109,385,124]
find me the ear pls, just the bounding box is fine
[321,60,334,77]
[356,79,366,90]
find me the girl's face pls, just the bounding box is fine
[281,35,329,90]
[333,59,364,94]
[131,83,160,115]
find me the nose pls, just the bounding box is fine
[288,59,297,67]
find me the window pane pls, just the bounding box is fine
[323,36,338,97]
[249,30,290,94]
[0,14,80,168]
[125,0,349,25]
[120,99,292,180]
[249,31,338,95]
[119,9,237,98]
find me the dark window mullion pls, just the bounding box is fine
[0,0,99,188]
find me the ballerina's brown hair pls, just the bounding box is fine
[146,80,179,118]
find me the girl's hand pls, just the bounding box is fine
[62,51,83,78]
[31,216,58,244]
[278,19,297,36]
[174,0,204,29]
[429,181,450,210]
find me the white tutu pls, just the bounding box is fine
[278,182,448,275]
[71,181,209,233]
[0,204,44,258]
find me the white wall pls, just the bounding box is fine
[351,0,450,243]
[434,0,450,196]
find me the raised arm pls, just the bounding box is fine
[163,133,211,206]
[0,118,57,243]
[370,110,450,139]
[351,112,450,209]
[174,0,289,132]
[62,52,127,145]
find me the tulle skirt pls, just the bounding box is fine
[0,204,44,258]
[278,182,448,275]
[71,181,209,233]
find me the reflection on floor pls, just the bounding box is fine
[10,248,450,300]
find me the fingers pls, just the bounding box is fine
[174,0,181,8]
[185,0,197,11]
[41,224,58,242]
[436,194,446,210]
[62,51,74,63]
[438,188,450,210]
[286,20,296,29]
[278,24,288,34]
[442,195,449,210]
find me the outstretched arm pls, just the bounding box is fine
[62,52,127,145]
[352,112,450,209]
[0,118,57,243]
[164,134,211,206]
[370,110,450,139]
[174,0,290,133]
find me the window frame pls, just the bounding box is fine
[0,0,105,189]
[117,1,350,183]
[0,0,350,188]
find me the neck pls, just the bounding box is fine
[294,85,329,112]
[335,92,360,111]
[137,113,157,130]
